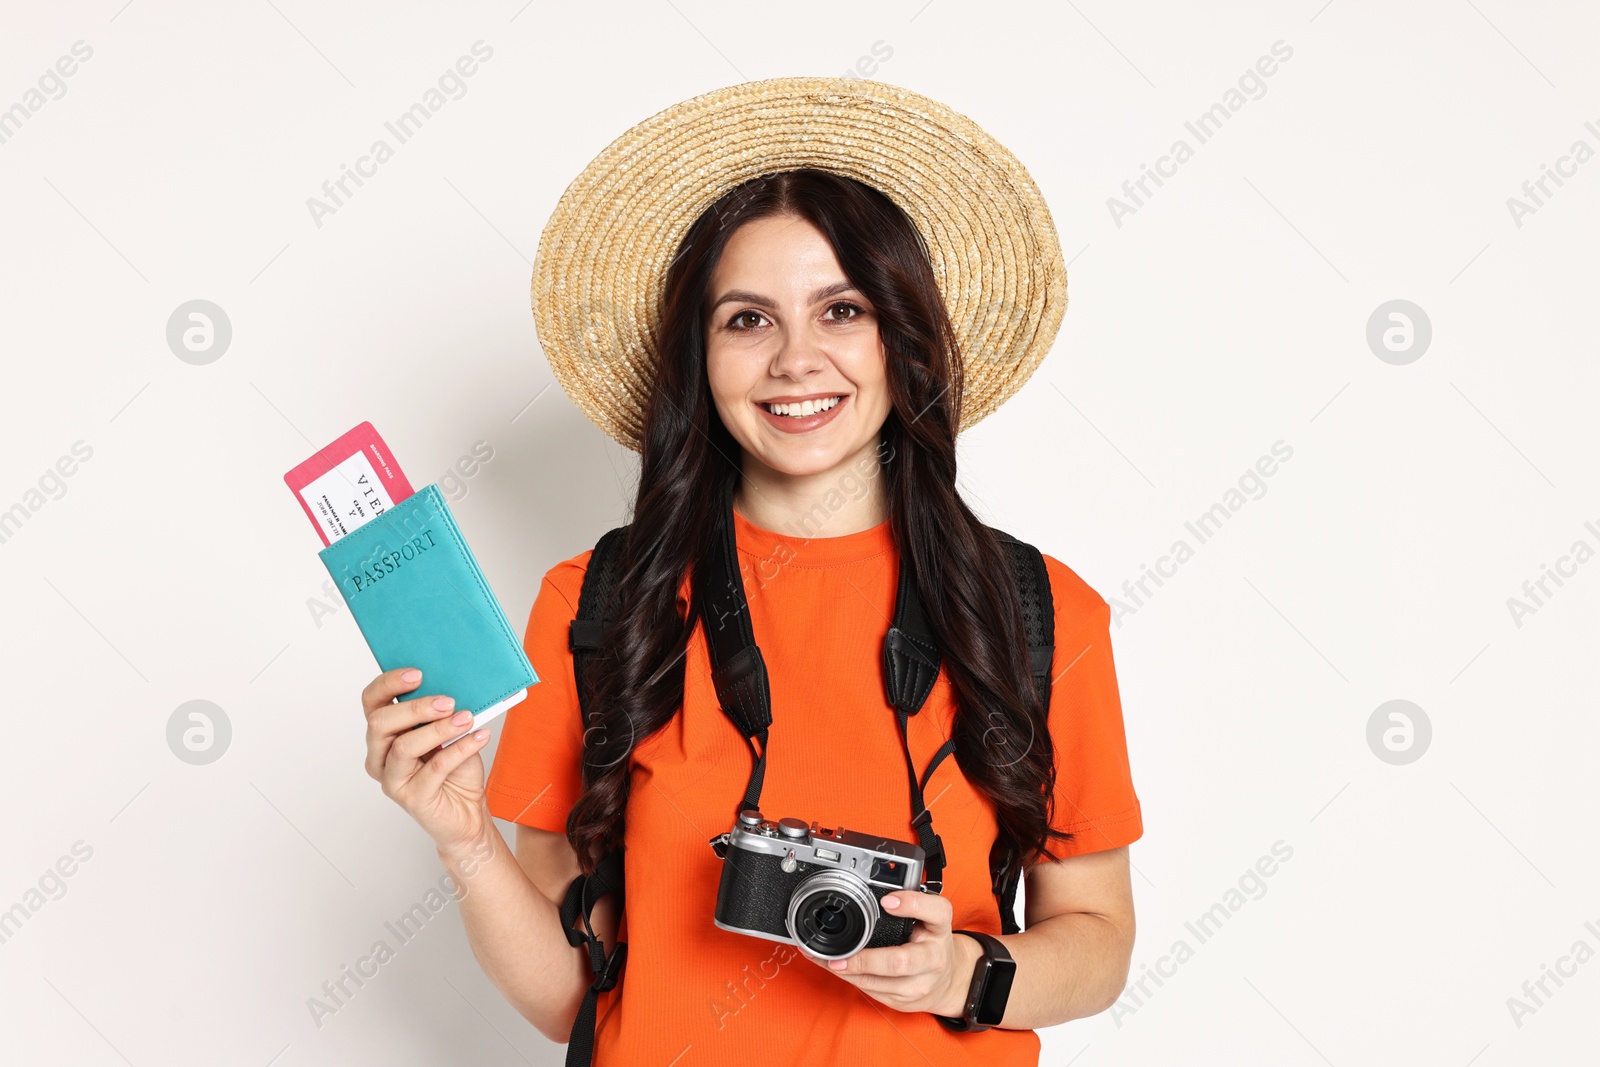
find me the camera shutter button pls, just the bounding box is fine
[777,818,809,839]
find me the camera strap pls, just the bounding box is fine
[698,481,950,891]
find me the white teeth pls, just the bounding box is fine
[764,396,841,417]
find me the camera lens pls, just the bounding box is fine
[785,870,879,959]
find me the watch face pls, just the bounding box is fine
[976,958,1017,1027]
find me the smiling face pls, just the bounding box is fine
[703,214,891,486]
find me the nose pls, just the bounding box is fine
[769,324,827,380]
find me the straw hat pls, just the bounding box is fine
[531,76,1068,452]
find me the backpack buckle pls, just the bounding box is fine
[593,941,627,993]
[992,862,1020,901]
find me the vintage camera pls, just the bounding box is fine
[710,808,927,959]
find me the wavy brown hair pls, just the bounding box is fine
[565,168,1070,893]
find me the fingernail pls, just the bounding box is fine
[452,710,472,725]
[882,895,899,908]
[828,959,847,970]
[402,669,422,683]
[432,696,455,712]
[473,729,489,740]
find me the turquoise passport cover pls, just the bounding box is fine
[318,483,536,714]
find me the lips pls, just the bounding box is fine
[761,395,843,418]
[755,393,849,434]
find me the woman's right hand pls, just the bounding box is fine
[361,667,495,857]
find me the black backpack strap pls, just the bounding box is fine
[991,529,1056,708]
[569,526,630,657]
[561,528,633,1067]
[558,847,627,1067]
[989,529,1057,934]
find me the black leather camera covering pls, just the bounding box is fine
[713,845,914,950]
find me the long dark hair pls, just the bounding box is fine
[565,168,1070,888]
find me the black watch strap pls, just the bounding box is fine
[936,929,1016,1033]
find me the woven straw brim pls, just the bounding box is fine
[531,75,1068,452]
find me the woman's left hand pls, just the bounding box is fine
[802,889,977,1017]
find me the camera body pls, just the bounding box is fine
[711,808,927,959]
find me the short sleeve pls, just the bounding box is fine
[1038,553,1143,860]
[483,553,591,832]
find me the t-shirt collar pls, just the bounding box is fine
[732,502,894,567]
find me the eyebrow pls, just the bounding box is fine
[707,280,860,315]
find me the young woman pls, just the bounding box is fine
[359,80,1141,1066]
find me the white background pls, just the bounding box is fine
[2,1,1597,1064]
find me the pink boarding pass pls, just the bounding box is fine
[284,422,415,547]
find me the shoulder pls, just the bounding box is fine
[1038,551,1112,636]
[538,529,695,620]
[538,547,595,617]
[987,529,1110,635]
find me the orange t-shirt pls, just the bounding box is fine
[485,507,1142,1065]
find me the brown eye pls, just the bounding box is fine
[827,302,863,322]
[728,310,768,330]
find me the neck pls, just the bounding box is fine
[733,437,889,538]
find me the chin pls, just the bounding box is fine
[755,442,852,479]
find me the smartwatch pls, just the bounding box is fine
[936,929,1016,1033]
